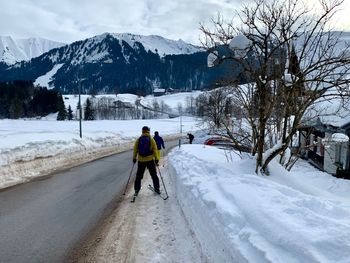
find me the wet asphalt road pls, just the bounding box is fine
[0,149,134,263]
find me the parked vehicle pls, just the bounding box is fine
[204,136,251,152]
[204,137,235,148]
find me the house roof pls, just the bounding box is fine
[153,88,166,93]
[303,93,350,129]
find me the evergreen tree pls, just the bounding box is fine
[84,98,94,120]
[31,87,61,116]
[56,94,67,120]
[0,81,33,118]
[67,105,73,120]
[9,96,23,119]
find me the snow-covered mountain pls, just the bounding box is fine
[110,33,201,56]
[0,33,213,94]
[0,36,65,65]
[45,33,201,65]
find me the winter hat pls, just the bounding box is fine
[142,126,150,132]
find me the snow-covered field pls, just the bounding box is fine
[168,145,350,263]
[0,117,201,189]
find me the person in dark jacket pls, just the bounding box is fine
[133,126,160,195]
[153,131,165,161]
[188,133,194,144]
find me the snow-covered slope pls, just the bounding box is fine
[34,63,64,89]
[0,36,65,64]
[41,32,201,66]
[111,33,201,56]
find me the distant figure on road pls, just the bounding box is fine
[153,131,165,161]
[188,133,194,144]
[133,126,160,195]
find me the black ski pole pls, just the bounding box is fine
[123,162,135,195]
[156,163,169,199]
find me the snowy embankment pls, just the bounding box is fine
[0,117,200,190]
[168,145,350,263]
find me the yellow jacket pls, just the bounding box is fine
[133,131,159,162]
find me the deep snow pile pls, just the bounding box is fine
[168,144,350,263]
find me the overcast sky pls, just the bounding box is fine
[1,0,349,45]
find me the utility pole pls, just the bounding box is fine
[179,112,182,148]
[78,81,82,138]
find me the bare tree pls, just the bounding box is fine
[152,99,160,118]
[185,95,196,115]
[196,86,254,153]
[197,87,232,129]
[200,0,350,174]
[160,100,172,115]
[177,102,183,116]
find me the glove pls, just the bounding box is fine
[133,159,137,164]
[155,160,159,166]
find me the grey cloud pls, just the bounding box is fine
[0,0,250,44]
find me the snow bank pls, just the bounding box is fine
[168,144,350,263]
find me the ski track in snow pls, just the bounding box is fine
[74,159,208,263]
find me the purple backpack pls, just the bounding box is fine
[138,136,153,156]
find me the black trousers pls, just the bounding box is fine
[134,160,160,192]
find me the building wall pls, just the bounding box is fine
[324,141,348,174]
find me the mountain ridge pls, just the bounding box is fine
[0,33,201,66]
[0,36,66,64]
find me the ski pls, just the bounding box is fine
[148,184,169,200]
[130,193,138,203]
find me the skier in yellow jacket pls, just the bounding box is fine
[132,126,160,195]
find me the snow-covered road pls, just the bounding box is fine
[72,159,208,263]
